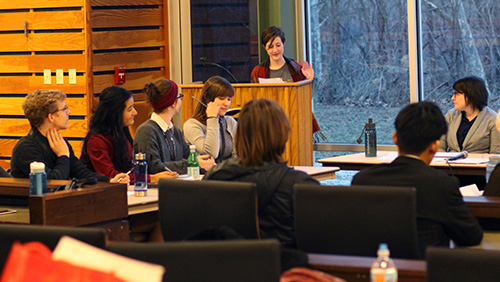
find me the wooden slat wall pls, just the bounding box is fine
[0,2,88,169]
[90,0,169,101]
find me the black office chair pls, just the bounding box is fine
[0,223,106,270]
[427,247,500,282]
[294,184,419,259]
[158,179,259,240]
[107,239,281,282]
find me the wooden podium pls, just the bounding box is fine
[180,80,313,166]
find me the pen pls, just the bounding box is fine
[118,167,134,182]
[191,96,207,107]
[164,166,173,172]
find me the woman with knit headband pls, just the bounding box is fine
[133,79,215,174]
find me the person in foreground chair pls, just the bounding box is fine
[204,98,319,248]
[10,89,127,183]
[352,101,483,258]
[81,86,177,183]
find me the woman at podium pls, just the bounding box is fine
[183,76,237,163]
[251,26,324,141]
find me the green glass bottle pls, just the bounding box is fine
[187,145,200,179]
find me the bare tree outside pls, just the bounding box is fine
[309,0,500,145]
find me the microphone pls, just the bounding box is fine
[446,150,468,161]
[199,57,238,83]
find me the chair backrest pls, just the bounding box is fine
[0,224,106,270]
[129,100,152,139]
[107,239,281,282]
[158,179,259,240]
[294,184,419,259]
[427,247,500,282]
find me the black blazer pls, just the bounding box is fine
[352,156,483,258]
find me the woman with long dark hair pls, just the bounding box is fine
[82,86,177,182]
[183,76,237,163]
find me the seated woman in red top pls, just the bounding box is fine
[81,86,177,183]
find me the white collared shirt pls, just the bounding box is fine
[150,112,173,133]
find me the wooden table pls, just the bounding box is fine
[464,196,500,218]
[308,253,426,282]
[293,166,339,181]
[319,151,489,176]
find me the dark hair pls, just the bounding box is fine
[192,76,234,124]
[81,86,133,172]
[394,101,447,155]
[144,79,175,113]
[261,26,286,48]
[453,76,488,111]
[236,99,290,166]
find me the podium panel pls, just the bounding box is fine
[180,80,313,166]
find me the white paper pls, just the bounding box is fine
[459,184,484,196]
[258,77,285,83]
[53,236,164,282]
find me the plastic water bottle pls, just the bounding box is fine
[486,156,500,183]
[365,118,377,157]
[187,145,200,180]
[370,243,397,282]
[29,161,47,195]
[134,153,148,196]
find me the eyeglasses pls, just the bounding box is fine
[177,93,184,100]
[51,106,69,114]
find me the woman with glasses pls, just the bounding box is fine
[81,86,177,182]
[134,79,215,174]
[183,76,237,163]
[439,76,500,189]
[439,76,500,154]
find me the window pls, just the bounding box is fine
[421,1,500,113]
[308,0,409,145]
[190,0,258,83]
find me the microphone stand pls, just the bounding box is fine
[200,57,238,83]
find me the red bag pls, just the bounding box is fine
[0,241,126,282]
[280,267,347,282]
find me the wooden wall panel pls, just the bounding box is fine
[0,76,87,94]
[0,119,88,138]
[90,0,163,5]
[92,30,164,50]
[91,9,162,28]
[0,98,87,116]
[28,33,85,51]
[0,55,86,73]
[0,0,84,9]
[0,12,84,31]
[93,50,164,72]
[93,70,165,93]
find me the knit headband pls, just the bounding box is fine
[152,80,178,111]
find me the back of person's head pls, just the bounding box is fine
[144,79,178,113]
[395,101,447,155]
[22,89,66,128]
[193,76,234,123]
[453,76,488,111]
[236,98,290,167]
[261,26,286,48]
[82,86,133,172]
